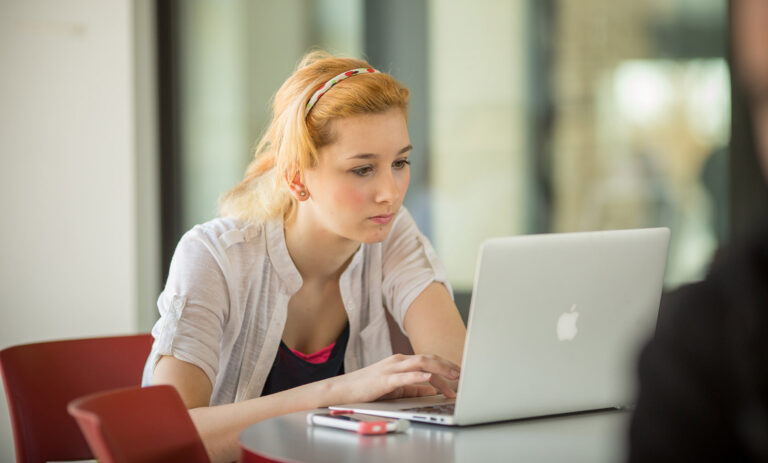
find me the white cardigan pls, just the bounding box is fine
[142,208,451,405]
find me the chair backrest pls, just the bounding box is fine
[68,385,210,463]
[0,334,153,463]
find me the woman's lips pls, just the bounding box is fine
[370,213,394,225]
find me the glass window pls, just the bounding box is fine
[167,0,729,315]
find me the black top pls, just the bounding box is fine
[629,225,768,461]
[261,323,349,396]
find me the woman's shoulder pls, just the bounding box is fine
[176,216,269,262]
[384,207,419,243]
[391,206,415,226]
[183,216,266,245]
[382,206,436,250]
[381,206,441,264]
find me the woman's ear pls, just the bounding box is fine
[285,171,310,201]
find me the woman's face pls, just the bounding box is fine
[302,108,411,244]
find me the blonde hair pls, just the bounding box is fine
[219,51,410,223]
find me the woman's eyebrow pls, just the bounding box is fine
[347,145,413,160]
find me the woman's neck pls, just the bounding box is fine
[283,208,360,283]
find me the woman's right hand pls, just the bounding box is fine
[323,353,461,406]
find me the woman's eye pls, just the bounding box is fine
[393,159,411,169]
[352,166,374,176]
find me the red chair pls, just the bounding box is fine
[68,385,210,463]
[0,334,153,463]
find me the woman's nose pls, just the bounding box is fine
[375,171,400,204]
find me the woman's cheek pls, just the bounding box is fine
[398,172,410,199]
[333,184,367,207]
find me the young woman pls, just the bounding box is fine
[143,51,466,462]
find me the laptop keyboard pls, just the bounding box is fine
[402,403,455,415]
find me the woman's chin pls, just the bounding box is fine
[335,221,394,244]
[358,228,392,244]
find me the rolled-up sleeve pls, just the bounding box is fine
[143,228,230,388]
[381,209,453,334]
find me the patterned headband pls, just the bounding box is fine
[305,67,380,116]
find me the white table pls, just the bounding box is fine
[240,408,630,462]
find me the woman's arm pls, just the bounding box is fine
[154,351,460,463]
[380,210,465,368]
[403,282,467,367]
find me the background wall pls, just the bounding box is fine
[429,0,530,290]
[0,1,159,459]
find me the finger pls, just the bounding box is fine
[400,384,438,397]
[393,354,461,379]
[428,375,458,399]
[387,371,434,392]
[378,388,406,400]
[414,354,461,374]
[379,384,437,401]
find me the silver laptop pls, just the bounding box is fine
[330,227,670,426]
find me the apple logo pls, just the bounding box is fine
[557,304,579,341]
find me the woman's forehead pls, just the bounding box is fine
[323,110,409,154]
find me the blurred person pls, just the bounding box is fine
[629,0,768,460]
[143,51,466,463]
